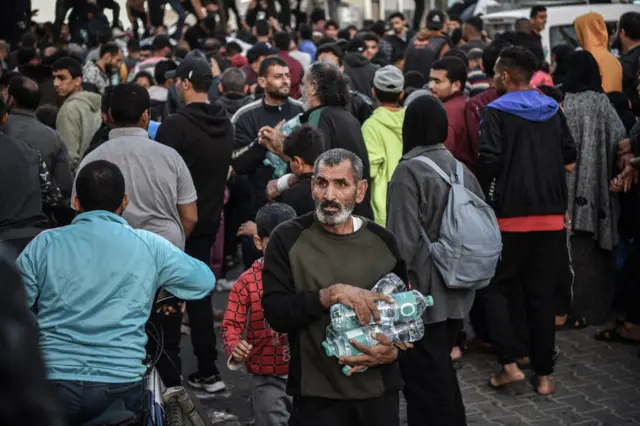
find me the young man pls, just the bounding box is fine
[617,12,640,115]
[529,6,546,58]
[361,65,405,226]
[477,46,576,396]
[429,57,474,172]
[298,23,317,62]
[324,20,339,40]
[385,12,414,58]
[222,203,297,426]
[218,67,252,119]
[281,126,325,216]
[149,59,177,122]
[254,19,272,43]
[467,48,489,97]
[343,38,379,98]
[274,31,303,99]
[156,57,234,393]
[461,16,487,53]
[52,57,102,171]
[18,159,214,424]
[242,42,279,92]
[132,34,172,80]
[82,42,122,94]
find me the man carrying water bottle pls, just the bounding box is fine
[262,148,409,426]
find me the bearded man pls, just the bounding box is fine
[262,148,408,426]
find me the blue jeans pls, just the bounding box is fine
[51,380,143,426]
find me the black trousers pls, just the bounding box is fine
[483,231,565,376]
[288,393,399,426]
[413,0,425,31]
[399,319,466,426]
[266,0,291,28]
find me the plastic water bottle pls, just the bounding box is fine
[330,290,433,333]
[381,320,425,343]
[371,273,407,296]
[322,327,379,357]
[280,114,302,136]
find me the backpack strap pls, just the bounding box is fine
[414,156,451,186]
[455,160,464,186]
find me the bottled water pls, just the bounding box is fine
[330,290,433,333]
[371,273,407,296]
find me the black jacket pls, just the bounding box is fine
[217,93,253,119]
[343,53,379,98]
[348,91,374,125]
[477,90,577,218]
[156,102,234,236]
[384,30,416,57]
[282,173,315,216]
[231,98,304,215]
[300,105,374,219]
[621,44,640,117]
[498,31,545,66]
[404,36,450,79]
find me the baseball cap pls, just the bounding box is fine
[246,42,278,64]
[165,56,212,83]
[346,37,366,53]
[426,10,446,31]
[373,65,405,93]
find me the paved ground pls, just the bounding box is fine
[180,290,640,425]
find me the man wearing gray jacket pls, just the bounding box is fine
[5,76,73,197]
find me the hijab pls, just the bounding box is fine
[402,94,448,155]
[551,43,574,86]
[562,50,603,94]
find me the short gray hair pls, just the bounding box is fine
[313,148,364,182]
[221,67,247,93]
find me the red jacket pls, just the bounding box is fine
[464,87,499,174]
[222,259,290,376]
[277,51,303,100]
[443,92,475,172]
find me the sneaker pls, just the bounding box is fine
[188,372,226,393]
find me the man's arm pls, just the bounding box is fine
[221,277,250,360]
[464,101,481,162]
[477,107,504,193]
[558,110,577,168]
[190,0,207,20]
[52,132,74,197]
[231,112,267,174]
[38,154,63,211]
[174,154,198,236]
[16,235,48,310]
[56,106,83,170]
[177,202,198,237]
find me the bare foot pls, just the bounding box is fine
[489,364,525,389]
[535,375,555,395]
[451,346,462,361]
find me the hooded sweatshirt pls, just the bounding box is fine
[56,91,102,171]
[343,53,379,98]
[156,102,234,236]
[478,90,577,229]
[361,106,405,226]
[574,13,623,93]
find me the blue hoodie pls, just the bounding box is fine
[488,90,559,122]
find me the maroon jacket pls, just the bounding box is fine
[464,87,499,174]
[443,92,475,172]
[277,51,303,100]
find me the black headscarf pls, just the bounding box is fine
[402,95,449,155]
[562,50,603,94]
[551,43,574,86]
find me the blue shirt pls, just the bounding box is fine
[17,211,215,383]
[299,40,317,63]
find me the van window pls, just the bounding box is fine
[549,21,618,49]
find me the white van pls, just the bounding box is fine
[481,4,638,62]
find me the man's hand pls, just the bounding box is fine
[231,340,253,362]
[237,221,257,237]
[338,333,399,375]
[266,179,280,200]
[619,138,632,156]
[618,152,635,170]
[258,120,285,156]
[319,284,394,325]
[611,164,639,193]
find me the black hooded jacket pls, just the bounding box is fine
[343,53,379,98]
[156,102,234,236]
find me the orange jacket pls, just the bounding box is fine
[574,12,622,93]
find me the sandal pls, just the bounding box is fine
[594,327,640,344]
[556,315,588,330]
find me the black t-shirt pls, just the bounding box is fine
[282,173,315,217]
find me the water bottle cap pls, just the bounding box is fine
[322,340,335,357]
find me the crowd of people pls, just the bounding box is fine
[1,1,640,426]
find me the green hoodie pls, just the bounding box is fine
[361,106,405,226]
[56,91,102,171]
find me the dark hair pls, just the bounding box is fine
[363,33,380,44]
[225,41,243,56]
[451,28,463,46]
[273,31,291,51]
[496,45,538,84]
[326,20,339,30]
[99,42,120,58]
[152,34,172,52]
[134,71,156,86]
[465,16,484,33]
[389,12,406,21]
[310,8,326,24]
[17,47,37,67]
[35,104,59,129]
[255,203,297,238]
[75,160,126,212]
[316,36,336,47]
[538,85,563,103]
[371,21,386,37]
[51,57,83,79]
[0,71,21,88]
[442,48,469,68]
[127,38,141,52]
[337,28,351,41]
[374,89,402,104]
[530,5,546,19]
[404,70,426,89]
[620,12,640,41]
[109,83,151,126]
[284,125,326,166]
[432,57,468,87]
[483,39,511,78]
[173,46,189,60]
[258,56,288,77]
[255,19,270,37]
[221,67,246,92]
[515,17,531,33]
[154,60,177,85]
[299,23,312,40]
[101,86,115,114]
[315,43,344,66]
[8,76,40,110]
[307,62,351,107]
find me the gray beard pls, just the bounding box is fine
[315,204,354,226]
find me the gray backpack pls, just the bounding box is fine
[415,156,502,290]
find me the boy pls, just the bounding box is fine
[222,203,297,426]
[281,125,325,216]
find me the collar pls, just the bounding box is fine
[300,172,314,180]
[108,127,149,139]
[401,143,447,160]
[624,43,640,56]
[224,92,247,100]
[262,97,290,112]
[300,104,325,122]
[72,210,128,226]
[10,108,36,118]
[530,30,542,40]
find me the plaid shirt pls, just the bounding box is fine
[222,258,290,376]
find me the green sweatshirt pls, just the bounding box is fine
[361,106,405,226]
[56,91,102,171]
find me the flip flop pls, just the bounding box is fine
[594,328,640,345]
